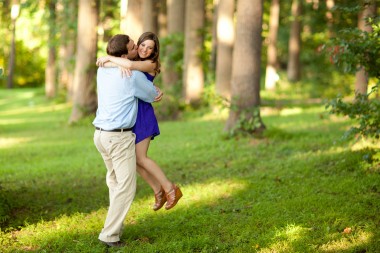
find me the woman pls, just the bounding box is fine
[96,32,182,211]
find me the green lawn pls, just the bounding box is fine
[0,88,379,252]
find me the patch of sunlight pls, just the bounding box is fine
[194,107,229,122]
[319,230,372,252]
[1,103,71,116]
[0,137,32,149]
[7,211,104,250]
[258,225,310,252]
[351,138,380,151]
[275,224,307,241]
[132,179,248,216]
[279,107,303,116]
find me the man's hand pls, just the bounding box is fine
[154,86,163,102]
[96,56,110,67]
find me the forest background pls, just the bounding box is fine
[0,0,379,252]
[0,0,378,125]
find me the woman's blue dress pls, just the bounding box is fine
[132,72,160,144]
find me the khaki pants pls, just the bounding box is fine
[94,130,137,242]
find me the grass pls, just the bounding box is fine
[0,88,379,252]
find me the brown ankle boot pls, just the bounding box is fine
[165,184,183,210]
[153,188,167,211]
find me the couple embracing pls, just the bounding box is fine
[93,32,182,247]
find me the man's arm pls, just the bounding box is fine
[131,71,158,103]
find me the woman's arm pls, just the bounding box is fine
[97,55,156,74]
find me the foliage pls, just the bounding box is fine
[156,33,186,120]
[0,89,379,252]
[325,15,380,141]
[327,86,380,140]
[326,20,380,78]
[228,101,266,137]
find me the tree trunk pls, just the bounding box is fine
[355,1,376,95]
[69,0,99,124]
[287,0,302,82]
[143,0,158,33]
[45,0,57,98]
[215,0,234,99]
[57,0,77,101]
[157,0,167,37]
[121,0,142,41]
[162,0,185,89]
[326,0,335,38]
[225,0,265,134]
[209,0,218,72]
[264,0,279,91]
[183,0,205,104]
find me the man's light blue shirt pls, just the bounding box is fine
[93,68,158,130]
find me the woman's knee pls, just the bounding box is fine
[136,155,148,167]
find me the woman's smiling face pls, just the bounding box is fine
[138,39,155,59]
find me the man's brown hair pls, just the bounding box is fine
[106,34,130,57]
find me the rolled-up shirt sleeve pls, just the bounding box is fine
[130,71,158,103]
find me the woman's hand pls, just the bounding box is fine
[119,67,132,78]
[96,56,110,67]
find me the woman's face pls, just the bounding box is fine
[138,39,155,59]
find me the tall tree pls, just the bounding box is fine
[162,0,185,89]
[183,0,205,104]
[45,0,57,98]
[287,0,302,82]
[209,0,219,72]
[355,0,376,95]
[215,0,234,99]
[157,0,167,37]
[57,0,77,101]
[121,0,143,41]
[264,0,280,90]
[69,0,99,123]
[326,0,335,38]
[143,0,158,33]
[7,0,20,89]
[225,0,265,133]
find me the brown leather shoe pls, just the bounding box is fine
[165,184,183,210]
[99,240,126,247]
[153,187,167,211]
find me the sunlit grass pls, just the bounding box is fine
[0,137,33,149]
[0,88,379,252]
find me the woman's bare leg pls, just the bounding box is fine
[135,137,173,193]
[136,164,161,193]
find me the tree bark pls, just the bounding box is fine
[183,0,205,104]
[57,0,77,101]
[287,0,302,82]
[264,0,279,91]
[355,0,376,95]
[69,0,99,123]
[215,0,234,99]
[121,0,143,41]
[143,0,158,33]
[157,0,167,37]
[225,0,265,134]
[45,0,57,98]
[162,0,185,89]
[325,0,335,38]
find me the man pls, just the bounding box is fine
[93,34,162,247]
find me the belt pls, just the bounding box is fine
[95,127,132,132]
